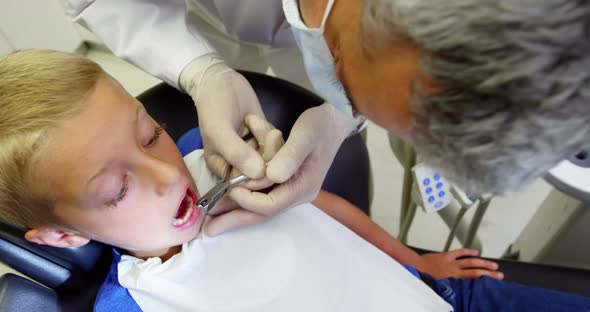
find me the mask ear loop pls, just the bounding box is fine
[318,0,337,32]
[283,0,336,32]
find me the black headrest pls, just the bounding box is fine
[0,222,109,290]
[137,70,326,141]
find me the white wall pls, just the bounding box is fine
[0,0,83,53]
[0,29,14,55]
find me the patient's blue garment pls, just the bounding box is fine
[176,128,203,156]
[94,249,142,311]
[427,274,590,312]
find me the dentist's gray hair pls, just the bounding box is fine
[361,0,590,195]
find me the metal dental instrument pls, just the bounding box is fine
[196,132,254,213]
[197,166,249,213]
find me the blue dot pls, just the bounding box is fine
[435,201,443,209]
[439,191,446,198]
[423,178,431,186]
[436,182,444,189]
[428,196,435,203]
[425,187,433,194]
[434,173,441,181]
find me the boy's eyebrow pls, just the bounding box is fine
[86,105,142,186]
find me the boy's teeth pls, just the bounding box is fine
[172,196,194,226]
[172,206,193,226]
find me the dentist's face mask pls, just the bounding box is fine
[283,0,353,115]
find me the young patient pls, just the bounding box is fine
[1,50,589,312]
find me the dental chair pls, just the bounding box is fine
[0,72,589,312]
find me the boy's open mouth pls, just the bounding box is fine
[172,187,198,228]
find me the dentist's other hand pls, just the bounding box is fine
[229,103,357,216]
[180,54,267,181]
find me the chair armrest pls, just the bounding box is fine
[0,239,69,289]
[0,274,58,312]
[0,221,110,290]
[489,257,590,297]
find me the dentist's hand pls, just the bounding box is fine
[180,54,267,181]
[228,103,358,216]
[204,114,284,236]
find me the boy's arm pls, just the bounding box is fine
[312,190,504,280]
[312,190,423,266]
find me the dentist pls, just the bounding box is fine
[64,0,366,235]
[64,0,590,235]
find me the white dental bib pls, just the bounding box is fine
[117,150,452,312]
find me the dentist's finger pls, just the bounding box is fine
[266,126,315,183]
[262,129,284,162]
[245,114,275,148]
[204,153,230,179]
[239,129,284,190]
[230,175,317,215]
[239,177,275,192]
[206,127,265,179]
[207,197,240,216]
[228,136,260,179]
[204,209,270,236]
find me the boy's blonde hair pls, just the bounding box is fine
[0,49,103,229]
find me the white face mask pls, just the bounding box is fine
[283,0,353,115]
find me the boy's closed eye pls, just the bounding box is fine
[145,125,164,148]
[107,124,165,208]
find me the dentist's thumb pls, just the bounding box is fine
[266,122,315,183]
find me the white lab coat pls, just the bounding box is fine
[64,0,312,90]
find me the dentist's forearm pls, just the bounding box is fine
[63,0,215,88]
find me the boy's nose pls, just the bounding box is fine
[139,156,182,195]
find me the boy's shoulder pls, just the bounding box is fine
[93,249,142,312]
[177,128,203,157]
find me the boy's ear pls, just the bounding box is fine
[24,227,91,248]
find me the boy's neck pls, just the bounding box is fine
[128,244,182,262]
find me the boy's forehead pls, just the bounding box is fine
[40,77,139,190]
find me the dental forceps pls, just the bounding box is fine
[196,167,249,213]
[196,132,254,213]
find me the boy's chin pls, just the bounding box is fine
[178,218,206,242]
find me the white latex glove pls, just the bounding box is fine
[180,54,267,179]
[205,114,284,236]
[228,103,358,215]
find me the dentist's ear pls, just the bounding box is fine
[25,227,91,248]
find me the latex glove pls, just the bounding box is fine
[414,248,505,280]
[228,103,358,215]
[205,114,284,236]
[180,54,267,180]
